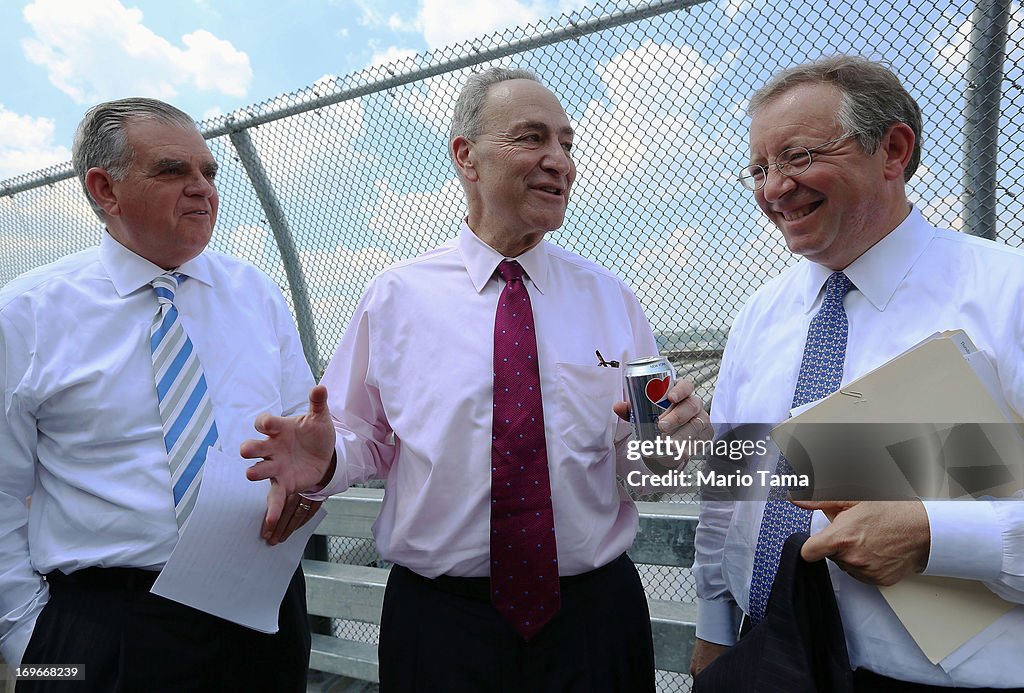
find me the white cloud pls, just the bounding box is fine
[419,0,538,48]
[416,0,589,50]
[0,105,71,180]
[386,73,462,136]
[575,42,720,196]
[932,6,1024,83]
[21,0,253,104]
[247,75,367,175]
[724,0,756,19]
[351,0,386,27]
[718,218,792,296]
[0,186,102,286]
[387,13,420,33]
[921,194,963,232]
[368,176,466,253]
[370,46,419,70]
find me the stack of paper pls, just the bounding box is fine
[770,330,1023,664]
[772,330,1023,501]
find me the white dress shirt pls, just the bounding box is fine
[0,232,314,667]
[313,222,659,578]
[696,208,1024,687]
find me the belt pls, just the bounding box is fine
[399,553,629,603]
[45,567,161,591]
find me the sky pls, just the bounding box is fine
[0,0,598,181]
[2,0,1022,351]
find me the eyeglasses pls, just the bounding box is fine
[736,132,862,191]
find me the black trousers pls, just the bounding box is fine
[19,565,310,693]
[377,553,655,693]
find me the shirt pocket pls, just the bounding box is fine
[551,362,622,457]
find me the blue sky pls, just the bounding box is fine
[0,0,598,181]
[2,0,1020,343]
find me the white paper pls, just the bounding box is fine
[151,448,326,632]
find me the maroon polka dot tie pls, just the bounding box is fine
[490,260,560,641]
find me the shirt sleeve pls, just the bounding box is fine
[0,309,49,667]
[692,330,743,645]
[921,309,1024,604]
[307,286,397,499]
[921,496,1024,604]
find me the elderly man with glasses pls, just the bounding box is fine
[691,55,1024,690]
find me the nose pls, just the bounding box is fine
[185,172,216,197]
[541,142,573,177]
[759,166,796,203]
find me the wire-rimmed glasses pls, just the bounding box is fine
[737,132,862,191]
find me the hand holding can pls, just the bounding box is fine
[624,356,710,473]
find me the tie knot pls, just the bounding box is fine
[497,260,525,284]
[151,273,183,304]
[824,271,854,303]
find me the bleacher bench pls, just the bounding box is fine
[305,488,698,683]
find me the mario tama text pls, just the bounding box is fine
[625,466,810,490]
[623,433,811,491]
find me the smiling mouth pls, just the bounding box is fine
[780,201,821,221]
[534,186,564,197]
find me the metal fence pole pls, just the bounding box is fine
[961,0,1011,240]
[229,129,322,374]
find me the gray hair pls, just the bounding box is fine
[72,97,198,220]
[748,55,922,182]
[449,67,542,170]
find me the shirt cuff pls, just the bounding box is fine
[0,601,45,669]
[299,448,346,501]
[921,500,1002,580]
[695,597,742,646]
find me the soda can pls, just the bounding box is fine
[625,355,676,449]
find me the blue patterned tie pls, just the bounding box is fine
[150,273,219,531]
[748,271,854,623]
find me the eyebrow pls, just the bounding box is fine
[151,158,219,175]
[510,120,575,138]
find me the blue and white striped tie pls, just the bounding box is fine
[150,272,219,531]
[748,271,855,623]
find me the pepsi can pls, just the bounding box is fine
[625,355,676,449]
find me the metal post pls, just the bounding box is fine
[962,0,1011,240]
[229,129,322,373]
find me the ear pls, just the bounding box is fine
[84,167,120,217]
[880,122,915,182]
[452,136,478,182]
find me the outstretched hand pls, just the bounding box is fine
[792,499,930,585]
[240,384,337,534]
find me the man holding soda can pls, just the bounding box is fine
[241,67,710,691]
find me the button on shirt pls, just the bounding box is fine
[0,232,314,667]
[695,208,1024,687]
[312,223,659,578]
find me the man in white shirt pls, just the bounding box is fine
[691,56,1024,690]
[0,98,319,691]
[242,67,710,691]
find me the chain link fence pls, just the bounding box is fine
[3,0,1023,689]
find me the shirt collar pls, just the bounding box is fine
[799,206,934,314]
[457,220,551,294]
[100,231,215,297]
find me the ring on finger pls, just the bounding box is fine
[692,417,706,434]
